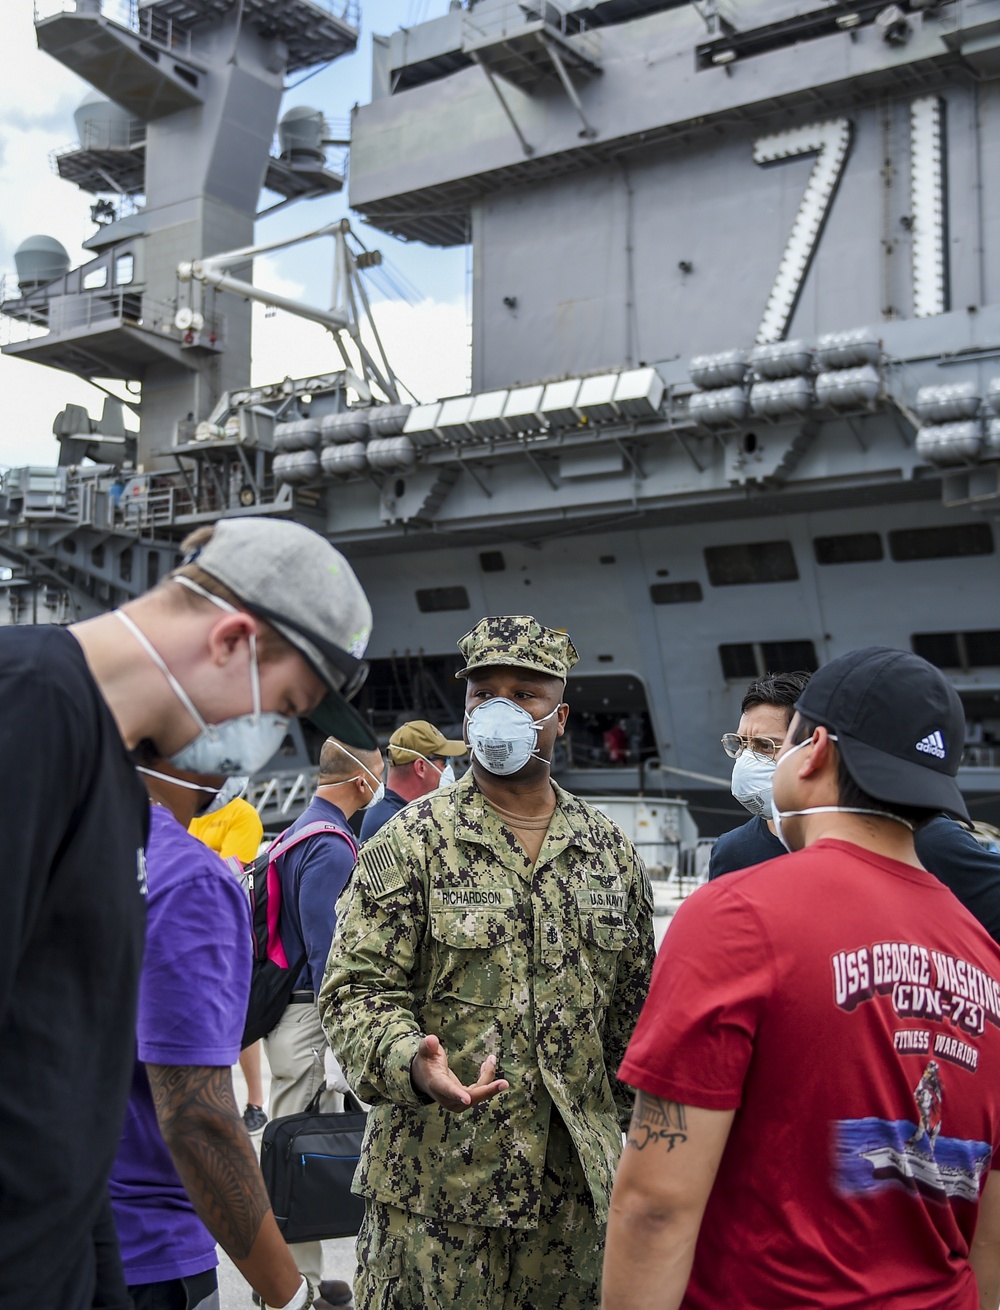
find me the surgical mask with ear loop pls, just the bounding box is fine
[336,744,386,810]
[465,698,562,777]
[771,735,916,853]
[115,577,290,776]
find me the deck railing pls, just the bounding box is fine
[33,0,194,60]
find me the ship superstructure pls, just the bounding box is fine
[2,0,1000,831]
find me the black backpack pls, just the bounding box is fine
[236,822,359,1048]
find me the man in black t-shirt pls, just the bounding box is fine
[0,517,374,1310]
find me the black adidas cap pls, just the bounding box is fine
[794,647,969,822]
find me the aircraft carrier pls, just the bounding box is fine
[2,0,1000,834]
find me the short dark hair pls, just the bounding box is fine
[318,737,381,784]
[741,671,812,723]
[789,716,937,829]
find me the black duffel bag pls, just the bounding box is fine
[260,1084,368,1242]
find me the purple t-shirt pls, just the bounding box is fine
[109,803,251,1285]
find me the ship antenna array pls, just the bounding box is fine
[177,218,401,405]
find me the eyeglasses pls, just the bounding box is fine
[721,733,783,761]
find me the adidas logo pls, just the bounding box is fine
[915,730,946,760]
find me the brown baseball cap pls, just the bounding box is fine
[387,720,466,765]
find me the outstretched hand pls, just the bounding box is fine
[410,1034,509,1112]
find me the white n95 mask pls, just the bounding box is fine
[115,581,289,776]
[730,751,777,819]
[200,774,250,815]
[392,747,458,789]
[466,698,560,776]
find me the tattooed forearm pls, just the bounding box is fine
[147,1064,270,1260]
[626,1090,689,1152]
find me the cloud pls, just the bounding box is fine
[0,8,94,280]
[251,292,470,406]
[0,355,137,469]
[0,7,472,469]
[251,253,471,404]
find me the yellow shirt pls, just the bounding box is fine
[188,798,264,864]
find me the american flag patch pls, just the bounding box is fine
[360,839,407,900]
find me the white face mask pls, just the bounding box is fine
[771,736,915,852]
[730,750,777,819]
[391,747,458,790]
[200,774,250,815]
[465,698,562,777]
[116,578,289,777]
[136,765,229,818]
[337,744,386,810]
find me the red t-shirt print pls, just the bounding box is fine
[619,840,1000,1310]
[831,939,992,1208]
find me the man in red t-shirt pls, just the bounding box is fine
[605,647,1000,1310]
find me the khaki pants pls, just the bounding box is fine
[354,1112,603,1310]
[264,1001,327,1286]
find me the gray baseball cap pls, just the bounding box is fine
[180,517,376,749]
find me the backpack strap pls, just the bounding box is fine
[223,855,250,898]
[266,821,359,864]
[262,822,360,970]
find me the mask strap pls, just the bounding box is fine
[328,740,382,792]
[389,747,445,777]
[776,805,916,833]
[248,632,261,723]
[173,574,240,615]
[176,576,262,723]
[532,703,564,731]
[115,610,211,736]
[529,703,563,765]
[136,765,217,795]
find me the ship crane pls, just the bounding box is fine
[177,217,402,407]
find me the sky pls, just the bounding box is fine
[0,0,469,467]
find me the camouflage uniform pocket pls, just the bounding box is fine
[369,1236,403,1281]
[429,912,514,1007]
[580,911,636,1004]
[583,912,635,952]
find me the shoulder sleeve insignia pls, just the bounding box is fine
[359,836,408,900]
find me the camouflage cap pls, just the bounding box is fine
[456,615,580,682]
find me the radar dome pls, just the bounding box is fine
[74,89,136,150]
[279,106,326,161]
[14,235,70,291]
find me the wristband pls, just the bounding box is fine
[267,1276,312,1310]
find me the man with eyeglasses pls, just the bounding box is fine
[604,648,1000,1309]
[359,719,466,840]
[708,672,810,879]
[709,673,1000,952]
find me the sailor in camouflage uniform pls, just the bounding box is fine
[319,615,655,1309]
